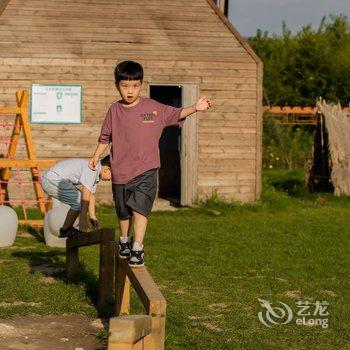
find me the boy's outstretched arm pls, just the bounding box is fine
[88,143,109,170]
[80,186,92,231]
[88,193,99,230]
[180,96,212,120]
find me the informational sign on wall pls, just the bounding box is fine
[30,84,82,123]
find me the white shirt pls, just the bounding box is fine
[45,158,101,193]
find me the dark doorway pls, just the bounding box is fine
[150,85,182,202]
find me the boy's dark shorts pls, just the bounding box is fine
[112,169,158,220]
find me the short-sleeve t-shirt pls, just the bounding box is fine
[45,158,101,193]
[98,97,183,184]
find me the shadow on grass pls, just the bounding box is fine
[269,177,307,196]
[11,249,65,272]
[11,250,112,317]
[264,169,308,197]
[22,226,46,243]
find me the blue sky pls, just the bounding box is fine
[228,0,350,37]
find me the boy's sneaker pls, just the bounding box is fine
[58,226,83,238]
[118,237,132,259]
[128,248,144,268]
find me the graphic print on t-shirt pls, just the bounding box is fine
[140,110,158,123]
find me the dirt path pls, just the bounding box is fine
[0,314,106,350]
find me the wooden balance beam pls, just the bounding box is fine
[109,252,167,350]
[66,228,115,308]
[65,228,167,349]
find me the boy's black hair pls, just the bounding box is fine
[101,155,111,167]
[114,61,143,83]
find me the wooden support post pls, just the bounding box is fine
[66,228,116,307]
[1,114,21,181]
[114,256,166,350]
[66,247,79,280]
[115,257,131,315]
[19,91,47,214]
[1,95,22,204]
[99,241,115,307]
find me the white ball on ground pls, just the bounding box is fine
[0,205,18,247]
[47,205,71,235]
[43,204,79,248]
[43,210,66,248]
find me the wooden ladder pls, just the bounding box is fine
[0,90,56,225]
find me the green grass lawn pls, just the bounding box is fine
[0,170,349,349]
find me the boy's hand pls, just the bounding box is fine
[90,218,99,230]
[79,218,90,232]
[195,97,212,111]
[88,156,99,171]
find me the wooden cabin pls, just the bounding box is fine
[0,0,262,206]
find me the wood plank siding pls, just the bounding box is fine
[0,0,262,204]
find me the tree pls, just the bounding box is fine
[248,15,350,106]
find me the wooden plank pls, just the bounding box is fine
[0,159,57,167]
[6,2,209,12]
[0,33,235,47]
[108,315,152,346]
[0,65,256,77]
[199,172,256,180]
[22,94,47,214]
[0,57,258,71]
[98,241,115,307]
[1,115,21,181]
[142,312,166,350]
[114,257,166,350]
[0,30,232,46]
[0,107,21,114]
[125,263,166,316]
[108,343,132,350]
[8,0,207,7]
[18,219,44,227]
[181,84,198,205]
[0,50,253,62]
[197,190,256,202]
[0,20,237,35]
[1,11,218,22]
[199,126,256,134]
[0,41,245,53]
[0,74,257,87]
[198,179,255,186]
[198,149,256,159]
[67,228,115,248]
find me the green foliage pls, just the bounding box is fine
[249,15,350,105]
[1,184,350,348]
[263,117,314,169]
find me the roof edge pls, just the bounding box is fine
[0,0,11,17]
[205,0,262,65]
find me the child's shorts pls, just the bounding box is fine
[112,168,158,220]
[42,172,81,211]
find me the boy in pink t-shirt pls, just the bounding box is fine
[89,60,212,267]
